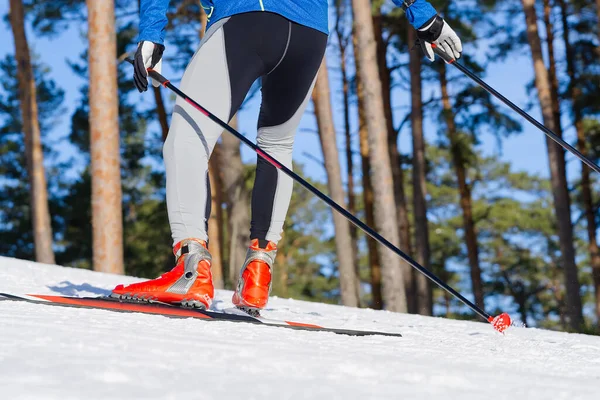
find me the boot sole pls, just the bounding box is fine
[235,305,261,317]
[110,293,208,310]
[179,299,208,310]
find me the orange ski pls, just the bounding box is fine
[0,293,402,337]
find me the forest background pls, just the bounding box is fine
[2,0,600,334]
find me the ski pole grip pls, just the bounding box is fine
[123,57,170,87]
[431,43,456,64]
[147,69,170,87]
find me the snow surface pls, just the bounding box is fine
[0,256,599,400]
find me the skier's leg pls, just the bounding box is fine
[164,19,262,245]
[233,21,328,312]
[112,17,266,307]
[251,24,328,245]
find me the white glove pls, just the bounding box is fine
[133,41,165,92]
[417,15,462,62]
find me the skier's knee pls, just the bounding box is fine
[256,129,295,155]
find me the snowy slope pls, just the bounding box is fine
[0,256,598,400]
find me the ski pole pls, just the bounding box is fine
[126,58,511,333]
[431,44,600,175]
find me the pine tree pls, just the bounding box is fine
[558,0,600,329]
[521,0,583,330]
[333,0,362,305]
[312,58,360,307]
[8,0,56,264]
[373,2,417,313]
[0,56,64,261]
[351,0,407,312]
[408,26,433,316]
[350,13,383,309]
[86,0,124,274]
[220,116,252,287]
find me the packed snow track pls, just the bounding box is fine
[0,257,598,399]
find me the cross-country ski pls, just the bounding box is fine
[0,292,403,337]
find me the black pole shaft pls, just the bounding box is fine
[432,45,600,175]
[143,67,492,322]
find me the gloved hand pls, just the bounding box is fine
[133,41,165,92]
[416,15,462,62]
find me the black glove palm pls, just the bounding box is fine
[133,41,165,92]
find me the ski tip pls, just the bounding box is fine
[488,313,511,334]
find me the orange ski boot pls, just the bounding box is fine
[111,238,214,309]
[232,239,277,316]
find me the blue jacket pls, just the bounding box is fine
[139,0,437,45]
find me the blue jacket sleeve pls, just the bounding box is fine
[392,0,437,29]
[138,0,170,44]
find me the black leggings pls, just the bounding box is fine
[163,12,328,246]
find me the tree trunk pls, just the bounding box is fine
[312,58,360,307]
[559,0,600,327]
[351,0,407,312]
[336,23,362,304]
[408,27,432,316]
[440,64,484,310]
[153,87,169,142]
[353,32,383,309]
[86,0,124,274]
[596,0,600,58]
[374,7,415,312]
[522,0,583,330]
[359,120,383,309]
[199,1,208,36]
[220,116,251,287]
[581,138,600,328]
[542,0,563,135]
[208,147,224,289]
[9,0,56,264]
[583,151,600,328]
[137,0,169,143]
[274,248,289,298]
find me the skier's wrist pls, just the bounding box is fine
[397,0,417,10]
[394,0,438,30]
[137,33,165,46]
